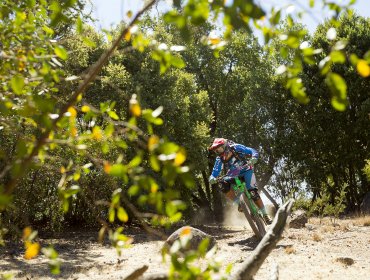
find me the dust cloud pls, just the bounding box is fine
[222,201,250,227]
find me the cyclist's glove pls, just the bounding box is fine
[249,157,258,166]
[209,176,217,185]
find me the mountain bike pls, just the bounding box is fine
[219,166,267,240]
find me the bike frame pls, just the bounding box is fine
[232,177,261,217]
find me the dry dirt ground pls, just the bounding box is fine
[1,211,370,280]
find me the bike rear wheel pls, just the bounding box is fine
[240,194,266,240]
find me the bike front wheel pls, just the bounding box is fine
[239,193,266,240]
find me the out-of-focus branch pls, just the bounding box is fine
[120,193,168,240]
[3,0,158,196]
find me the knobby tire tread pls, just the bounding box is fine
[241,194,266,240]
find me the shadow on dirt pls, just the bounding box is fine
[190,224,246,239]
[227,235,260,251]
[0,225,256,278]
[0,232,106,279]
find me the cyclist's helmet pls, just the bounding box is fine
[208,138,227,152]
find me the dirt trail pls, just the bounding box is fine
[1,215,369,280]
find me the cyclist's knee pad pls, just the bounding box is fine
[249,188,260,202]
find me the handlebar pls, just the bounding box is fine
[219,164,252,179]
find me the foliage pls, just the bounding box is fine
[161,228,231,280]
[309,185,347,224]
[363,160,370,182]
[163,0,369,111]
[0,0,194,265]
[255,13,369,211]
[292,195,312,212]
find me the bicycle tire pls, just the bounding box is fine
[239,197,260,238]
[240,193,266,240]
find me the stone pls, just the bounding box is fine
[335,257,354,266]
[164,226,216,252]
[288,210,308,229]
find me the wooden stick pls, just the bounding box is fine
[232,199,294,280]
[123,265,149,280]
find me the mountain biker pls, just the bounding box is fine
[208,138,272,225]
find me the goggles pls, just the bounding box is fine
[214,146,225,155]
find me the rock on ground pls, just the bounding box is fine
[164,226,217,251]
[288,210,308,228]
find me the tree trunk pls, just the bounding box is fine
[257,171,279,209]
[202,170,212,201]
[211,183,224,222]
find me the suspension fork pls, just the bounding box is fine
[232,178,259,215]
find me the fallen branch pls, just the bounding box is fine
[123,265,149,280]
[232,199,294,280]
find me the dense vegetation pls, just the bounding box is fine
[0,0,369,274]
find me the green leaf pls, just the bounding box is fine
[150,155,160,172]
[198,238,210,256]
[54,46,68,60]
[286,78,310,104]
[108,207,115,223]
[65,185,80,197]
[170,56,185,68]
[165,202,177,217]
[76,16,83,34]
[128,154,142,168]
[319,56,332,75]
[10,75,25,94]
[82,36,97,48]
[112,188,122,205]
[42,246,60,275]
[110,164,127,177]
[331,97,347,111]
[349,53,359,66]
[326,72,347,99]
[160,142,179,154]
[62,199,69,212]
[117,207,129,222]
[326,72,348,111]
[169,212,182,223]
[142,109,164,125]
[108,111,119,120]
[270,9,281,25]
[128,185,140,196]
[330,50,346,64]
[42,25,55,35]
[364,50,370,63]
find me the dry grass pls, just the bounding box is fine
[320,225,335,233]
[352,215,370,226]
[285,245,296,254]
[309,215,370,227]
[339,224,350,231]
[312,233,322,242]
